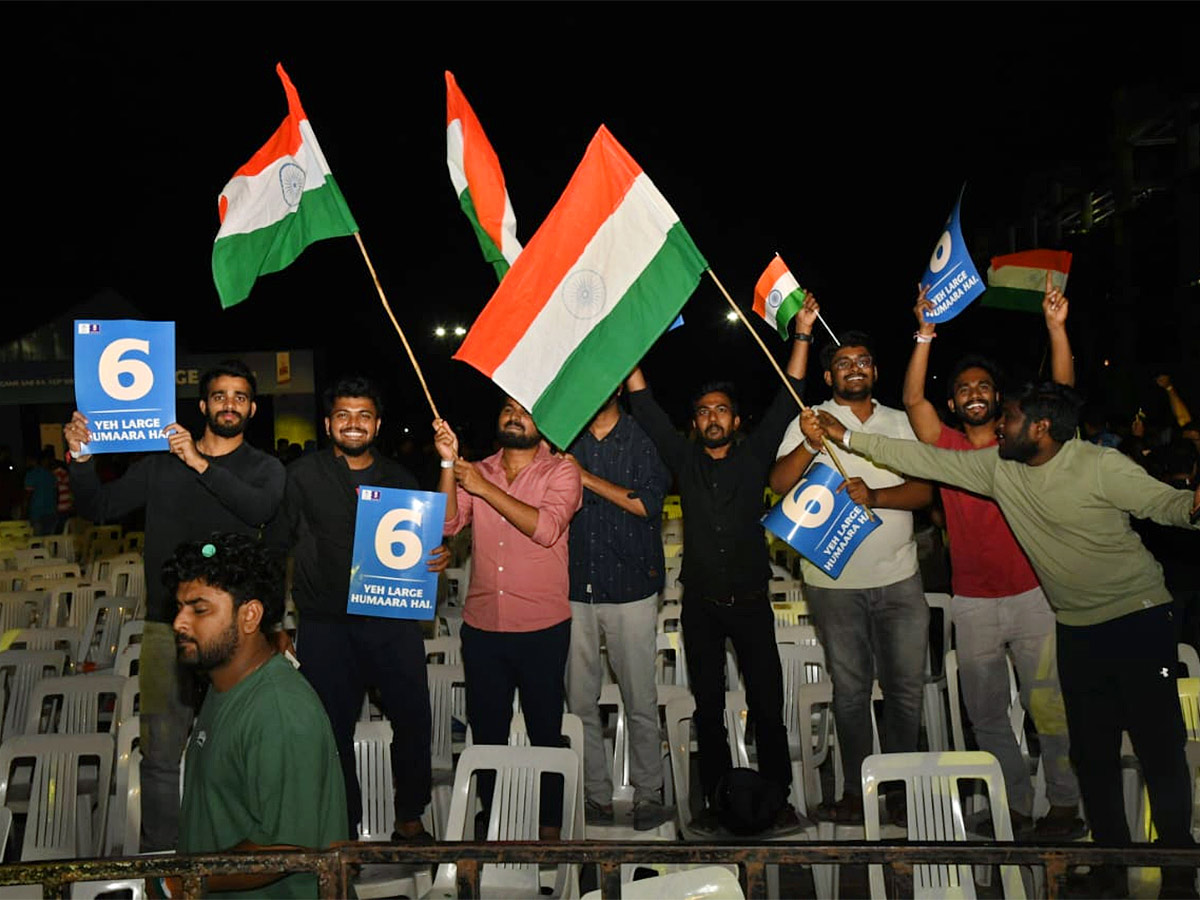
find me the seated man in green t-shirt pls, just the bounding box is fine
[154,533,348,899]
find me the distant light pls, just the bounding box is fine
[434,326,446,338]
[725,311,738,322]
[453,326,466,337]
[403,427,410,434]
[1104,359,1111,367]
[931,375,937,380]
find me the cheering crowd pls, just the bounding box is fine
[51,273,1200,899]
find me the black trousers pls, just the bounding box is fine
[680,593,791,806]
[460,619,571,828]
[1057,604,1193,847]
[299,615,432,838]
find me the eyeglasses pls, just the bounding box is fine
[832,355,873,372]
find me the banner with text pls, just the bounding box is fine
[74,320,176,455]
[920,193,985,323]
[762,462,879,579]
[348,486,447,620]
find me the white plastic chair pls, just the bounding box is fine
[25,674,127,735]
[12,548,51,569]
[45,579,112,631]
[426,744,581,900]
[923,593,953,753]
[654,631,687,687]
[0,733,114,860]
[3,627,82,663]
[862,751,1026,899]
[352,719,433,900]
[104,714,142,857]
[1180,644,1200,679]
[25,563,82,584]
[116,642,142,679]
[428,663,467,837]
[0,649,68,742]
[425,635,462,666]
[76,597,138,671]
[580,866,745,900]
[0,591,46,632]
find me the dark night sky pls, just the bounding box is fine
[4,3,1192,442]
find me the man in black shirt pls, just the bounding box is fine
[281,375,449,842]
[624,295,818,834]
[563,392,672,831]
[65,359,285,852]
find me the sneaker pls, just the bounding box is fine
[771,803,813,836]
[633,798,674,831]
[816,795,864,826]
[1034,805,1087,842]
[585,799,614,826]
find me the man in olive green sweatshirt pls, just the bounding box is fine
[807,382,1200,898]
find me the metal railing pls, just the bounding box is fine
[3,839,1200,898]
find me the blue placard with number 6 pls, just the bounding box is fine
[919,191,986,324]
[761,463,879,579]
[348,486,448,620]
[74,320,176,455]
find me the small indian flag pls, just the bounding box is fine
[982,249,1072,313]
[446,71,521,281]
[211,64,358,309]
[753,254,807,340]
[454,125,707,448]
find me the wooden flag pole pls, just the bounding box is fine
[705,268,874,519]
[354,232,441,421]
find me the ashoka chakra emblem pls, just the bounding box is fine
[561,269,606,319]
[279,163,306,207]
[766,289,783,311]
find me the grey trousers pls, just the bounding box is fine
[953,587,1080,816]
[566,595,663,806]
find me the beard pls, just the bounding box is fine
[176,620,239,671]
[699,426,733,449]
[998,433,1038,462]
[496,425,540,449]
[833,377,872,402]
[207,410,248,438]
[955,399,997,427]
[332,434,373,457]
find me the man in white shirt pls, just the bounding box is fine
[770,330,932,825]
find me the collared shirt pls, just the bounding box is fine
[628,377,804,602]
[568,411,671,604]
[444,442,582,632]
[779,398,920,590]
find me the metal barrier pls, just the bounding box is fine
[3,840,1200,898]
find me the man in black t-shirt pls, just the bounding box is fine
[281,375,449,842]
[66,359,285,852]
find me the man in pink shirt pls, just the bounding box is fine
[434,396,582,840]
[902,275,1083,840]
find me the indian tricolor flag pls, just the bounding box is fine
[455,125,707,448]
[753,254,807,340]
[982,249,1072,313]
[446,71,521,281]
[212,63,358,309]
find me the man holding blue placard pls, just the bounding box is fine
[770,332,932,827]
[624,294,819,836]
[64,359,285,853]
[280,375,449,843]
[434,396,582,840]
[902,276,1084,840]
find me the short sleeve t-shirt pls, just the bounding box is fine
[778,400,920,590]
[180,654,347,898]
[935,424,1039,598]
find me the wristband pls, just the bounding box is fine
[802,438,821,455]
[841,427,854,446]
[794,332,813,343]
[914,331,936,344]
[440,458,455,469]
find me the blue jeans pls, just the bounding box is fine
[806,573,928,798]
[139,622,196,852]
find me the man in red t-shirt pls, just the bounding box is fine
[901,274,1084,840]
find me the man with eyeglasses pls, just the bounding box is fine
[769,331,932,826]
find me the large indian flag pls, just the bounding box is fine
[982,249,1072,313]
[212,63,358,309]
[454,125,707,448]
[753,254,807,340]
[446,71,521,281]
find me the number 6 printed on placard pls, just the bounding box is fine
[375,507,423,570]
[98,338,155,401]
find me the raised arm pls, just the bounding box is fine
[1043,272,1075,387]
[625,367,689,474]
[433,418,468,530]
[902,284,944,444]
[1156,375,1193,428]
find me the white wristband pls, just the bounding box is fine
[841,428,853,446]
[802,438,821,455]
[440,458,455,469]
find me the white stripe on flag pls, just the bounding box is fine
[446,119,468,197]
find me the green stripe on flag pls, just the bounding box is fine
[979,287,1043,314]
[774,287,806,340]
[458,188,510,282]
[531,222,708,447]
[212,178,358,309]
